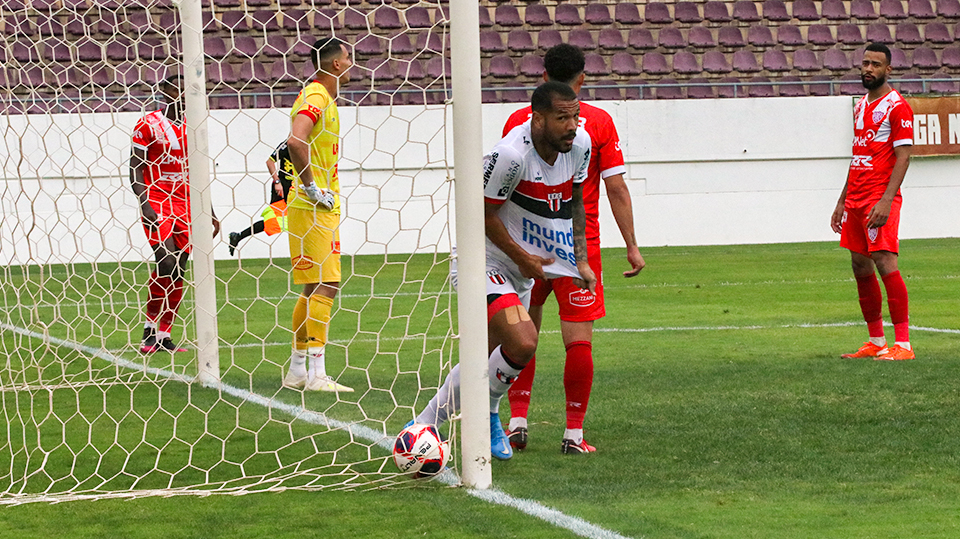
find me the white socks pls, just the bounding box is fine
[895,341,912,351]
[869,336,887,347]
[415,363,461,426]
[308,346,326,379]
[564,428,584,445]
[289,350,308,378]
[508,417,527,431]
[488,346,522,414]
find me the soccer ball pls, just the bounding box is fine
[393,423,449,476]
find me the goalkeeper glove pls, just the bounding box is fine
[303,183,335,210]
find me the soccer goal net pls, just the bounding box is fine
[0,0,484,503]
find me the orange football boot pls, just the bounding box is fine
[876,344,915,361]
[840,342,887,358]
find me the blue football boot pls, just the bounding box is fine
[490,413,513,460]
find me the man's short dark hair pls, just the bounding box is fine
[312,37,347,70]
[864,42,892,65]
[531,81,579,113]
[543,44,585,85]
[161,73,183,88]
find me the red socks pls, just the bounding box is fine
[882,270,910,343]
[855,271,910,343]
[855,273,885,339]
[146,272,184,334]
[563,341,593,430]
[507,355,535,420]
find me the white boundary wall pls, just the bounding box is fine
[2,96,958,266]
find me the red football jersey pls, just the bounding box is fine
[503,102,626,242]
[847,89,913,204]
[132,110,189,203]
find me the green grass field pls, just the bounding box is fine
[2,239,960,538]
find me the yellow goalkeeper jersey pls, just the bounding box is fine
[288,81,341,213]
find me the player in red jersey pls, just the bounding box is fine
[831,43,914,361]
[130,74,220,353]
[502,44,645,454]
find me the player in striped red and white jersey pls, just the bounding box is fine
[130,74,219,353]
[831,43,915,361]
[502,44,645,454]
[413,82,595,460]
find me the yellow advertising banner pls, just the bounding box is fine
[904,96,960,156]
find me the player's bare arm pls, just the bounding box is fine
[603,173,645,277]
[129,147,158,230]
[266,157,283,198]
[831,171,851,234]
[571,183,597,294]
[287,115,316,187]
[484,201,553,280]
[867,144,911,229]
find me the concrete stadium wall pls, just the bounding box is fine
[2,96,958,266]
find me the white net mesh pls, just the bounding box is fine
[0,0,459,503]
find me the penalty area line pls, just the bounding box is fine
[1,321,636,539]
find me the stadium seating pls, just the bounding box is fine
[2,0,959,111]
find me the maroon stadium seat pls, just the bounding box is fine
[479,6,493,27]
[822,0,850,20]
[416,31,445,54]
[113,61,140,86]
[840,72,865,95]
[585,3,613,25]
[703,50,732,73]
[762,49,790,71]
[866,23,895,44]
[4,15,34,37]
[924,22,953,43]
[690,26,716,47]
[912,47,940,69]
[890,46,910,69]
[389,33,415,55]
[808,25,837,47]
[507,30,535,52]
[704,1,732,22]
[314,9,342,31]
[569,29,597,50]
[895,71,924,93]
[64,12,86,36]
[642,51,670,74]
[524,4,553,26]
[879,0,907,18]
[251,10,280,31]
[718,77,743,98]
[625,79,654,100]
[733,50,761,72]
[938,0,960,18]
[687,77,716,98]
[895,22,923,44]
[494,5,523,27]
[247,0,272,6]
[45,41,72,62]
[793,49,822,71]
[488,55,516,78]
[674,2,703,23]
[355,33,384,56]
[35,13,64,36]
[374,6,402,30]
[12,39,39,63]
[592,80,623,101]
[792,0,820,20]
[851,0,880,18]
[733,1,762,21]
[538,29,563,51]
[718,26,745,47]
[908,0,936,17]
[747,25,775,47]
[555,4,583,25]
[519,54,544,77]
[159,10,180,32]
[643,2,673,24]
[238,60,269,83]
[778,76,807,96]
[344,8,368,30]
[747,76,776,97]
[673,51,700,74]
[931,68,959,93]
[838,24,866,45]
[76,38,103,62]
[599,28,627,50]
[823,48,851,71]
[231,36,259,58]
[220,11,249,32]
[808,75,833,96]
[138,37,165,61]
[658,27,686,48]
[480,30,505,53]
[615,3,642,25]
[628,28,657,49]
[612,52,641,75]
[656,78,684,99]
[405,7,431,29]
[584,53,609,76]
[402,59,426,81]
[763,0,791,21]
[263,34,289,57]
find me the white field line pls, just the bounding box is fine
[0,321,635,539]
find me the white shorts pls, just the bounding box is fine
[449,247,532,310]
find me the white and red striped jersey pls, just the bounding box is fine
[132,110,189,203]
[503,102,625,243]
[483,121,591,279]
[848,89,914,204]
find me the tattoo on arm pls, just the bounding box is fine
[572,183,588,262]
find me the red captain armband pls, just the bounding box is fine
[297,104,322,123]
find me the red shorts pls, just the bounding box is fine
[840,197,901,256]
[143,198,191,253]
[530,241,605,322]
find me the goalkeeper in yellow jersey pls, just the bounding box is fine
[282,37,354,392]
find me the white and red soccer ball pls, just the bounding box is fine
[393,423,449,476]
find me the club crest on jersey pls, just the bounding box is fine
[569,289,595,307]
[487,270,506,285]
[496,368,518,385]
[872,109,887,124]
[547,192,563,212]
[868,227,879,242]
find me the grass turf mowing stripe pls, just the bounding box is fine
[0,321,635,539]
